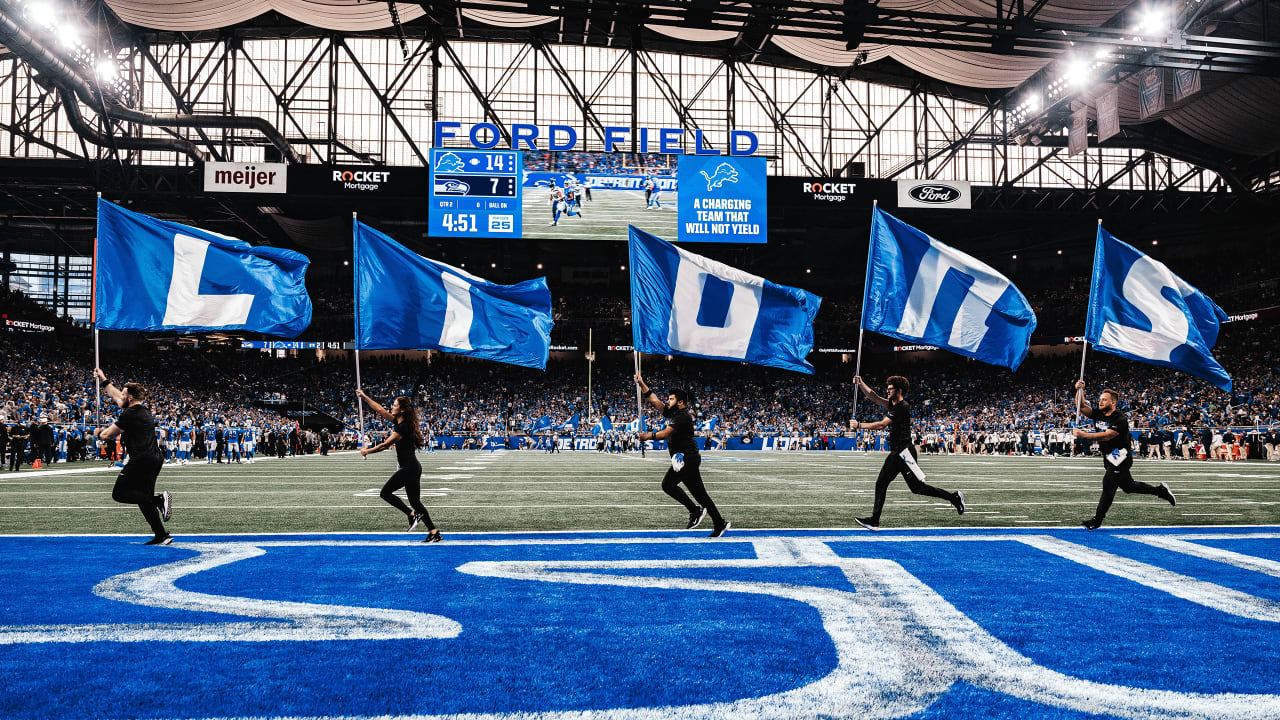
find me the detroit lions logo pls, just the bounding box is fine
[434,179,471,194]
[699,162,739,191]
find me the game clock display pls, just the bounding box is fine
[429,148,522,238]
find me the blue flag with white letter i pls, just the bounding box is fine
[628,225,822,374]
[94,199,312,336]
[354,219,553,370]
[1086,226,1231,390]
[862,206,1036,370]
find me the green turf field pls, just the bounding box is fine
[521,189,678,240]
[2,450,1279,535]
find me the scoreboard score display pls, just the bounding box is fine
[428,148,523,238]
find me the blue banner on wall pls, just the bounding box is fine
[677,156,767,244]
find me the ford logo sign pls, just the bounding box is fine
[908,184,961,204]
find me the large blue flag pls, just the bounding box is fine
[530,415,553,433]
[863,206,1036,370]
[95,199,312,336]
[628,226,821,374]
[560,413,580,432]
[354,220,553,369]
[1086,226,1231,390]
[590,415,613,436]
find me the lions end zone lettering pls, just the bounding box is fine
[434,122,759,156]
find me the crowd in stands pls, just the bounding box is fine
[523,151,675,175]
[3,272,1278,469]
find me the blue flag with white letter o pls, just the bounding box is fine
[354,219,553,370]
[862,206,1036,370]
[628,225,821,374]
[1086,226,1231,391]
[95,199,312,336]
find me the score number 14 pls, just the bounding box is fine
[440,213,478,233]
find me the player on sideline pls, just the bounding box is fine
[93,368,173,545]
[634,373,729,537]
[852,375,966,531]
[1073,380,1176,530]
[357,389,441,542]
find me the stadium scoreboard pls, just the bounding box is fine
[429,148,523,238]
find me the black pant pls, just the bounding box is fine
[8,443,23,471]
[111,456,166,537]
[660,454,723,525]
[868,445,956,522]
[1093,454,1163,521]
[380,464,434,529]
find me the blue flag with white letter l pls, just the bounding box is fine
[1086,226,1231,391]
[354,220,553,370]
[862,206,1036,370]
[95,199,312,336]
[628,225,821,374]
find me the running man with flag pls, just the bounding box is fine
[852,374,965,531]
[634,373,729,537]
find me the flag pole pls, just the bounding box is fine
[1074,218,1101,428]
[352,211,366,456]
[92,192,102,458]
[634,349,643,433]
[852,200,877,440]
[587,328,594,423]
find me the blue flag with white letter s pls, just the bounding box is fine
[354,220,553,370]
[628,225,821,374]
[862,207,1036,370]
[1086,226,1231,391]
[95,199,312,336]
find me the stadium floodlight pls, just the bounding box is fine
[1012,254,1018,259]
[343,260,349,266]
[95,60,118,81]
[1152,240,1159,245]
[1065,59,1090,87]
[536,263,544,270]
[490,262,497,268]
[23,1,57,29]
[1024,94,1042,112]
[1094,45,1112,60]
[1135,6,1168,36]
[1057,250,1063,255]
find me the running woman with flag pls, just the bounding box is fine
[852,375,966,531]
[357,389,441,542]
[634,373,729,537]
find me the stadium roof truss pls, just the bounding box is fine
[0,0,1274,254]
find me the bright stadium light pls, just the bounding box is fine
[1057,249,1063,255]
[58,25,82,49]
[620,265,626,271]
[1065,59,1090,87]
[343,260,349,266]
[23,2,57,29]
[490,262,497,268]
[95,60,118,81]
[1024,94,1042,112]
[1135,6,1168,36]
[536,263,543,270]
[1012,254,1018,259]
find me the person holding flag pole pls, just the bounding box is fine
[1071,221,1224,529]
[352,212,367,457]
[357,389,440,541]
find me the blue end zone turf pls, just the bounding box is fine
[1,526,1278,719]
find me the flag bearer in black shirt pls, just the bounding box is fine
[93,368,172,545]
[852,375,966,531]
[357,390,441,542]
[635,373,729,537]
[1073,381,1176,530]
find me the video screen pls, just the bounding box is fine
[520,151,678,242]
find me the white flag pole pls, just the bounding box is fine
[634,349,643,433]
[353,212,366,456]
[853,200,877,437]
[93,192,102,457]
[1074,219,1101,428]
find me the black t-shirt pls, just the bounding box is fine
[1085,406,1131,455]
[662,406,699,457]
[393,420,420,468]
[115,404,161,463]
[887,400,912,451]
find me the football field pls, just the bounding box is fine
[520,189,678,240]
[2,450,1278,534]
[3,451,1280,720]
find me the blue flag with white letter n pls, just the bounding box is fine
[862,206,1037,370]
[1086,226,1231,391]
[354,219,553,370]
[95,199,312,336]
[628,225,821,374]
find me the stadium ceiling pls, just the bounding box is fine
[86,0,1280,159]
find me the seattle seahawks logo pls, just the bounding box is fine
[699,163,739,191]
[434,179,470,194]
